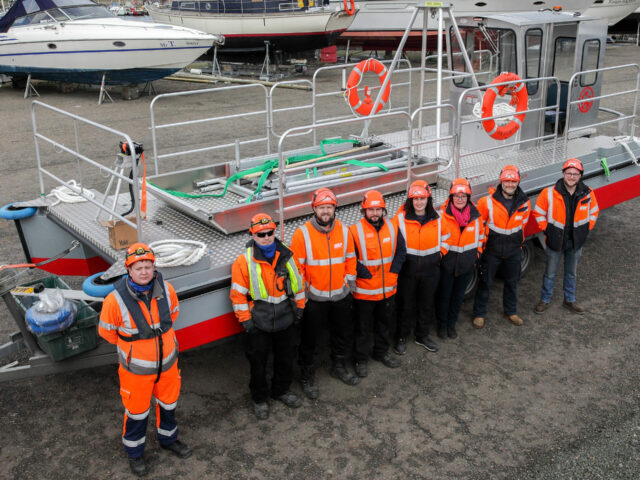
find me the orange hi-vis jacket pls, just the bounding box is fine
[349,218,398,301]
[99,273,180,376]
[230,239,305,332]
[532,179,599,252]
[477,186,531,258]
[291,218,357,302]
[394,209,451,276]
[440,199,485,276]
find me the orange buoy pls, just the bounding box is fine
[343,0,355,15]
[346,59,391,116]
[481,72,528,140]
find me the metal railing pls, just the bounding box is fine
[564,64,640,159]
[149,83,270,176]
[31,101,144,238]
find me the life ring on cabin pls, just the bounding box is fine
[343,0,355,15]
[346,59,391,116]
[481,72,528,140]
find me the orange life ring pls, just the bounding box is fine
[343,0,355,15]
[346,59,391,116]
[481,72,528,140]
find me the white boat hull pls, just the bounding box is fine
[0,18,219,84]
[583,0,640,25]
[147,5,354,51]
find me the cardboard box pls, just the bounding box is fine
[100,217,138,250]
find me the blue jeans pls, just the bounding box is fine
[540,247,582,303]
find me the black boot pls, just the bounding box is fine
[299,365,319,400]
[129,456,149,477]
[330,356,359,386]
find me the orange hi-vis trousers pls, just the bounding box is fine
[118,362,181,458]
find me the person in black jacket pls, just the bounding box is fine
[472,166,531,328]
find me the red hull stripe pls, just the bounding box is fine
[32,256,111,276]
[224,29,346,38]
[175,312,243,351]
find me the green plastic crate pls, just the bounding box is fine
[12,275,99,361]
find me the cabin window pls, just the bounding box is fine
[451,26,516,88]
[525,28,542,95]
[580,39,600,86]
[552,37,576,83]
[179,2,197,10]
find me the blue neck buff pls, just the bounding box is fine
[256,241,276,259]
[128,275,153,294]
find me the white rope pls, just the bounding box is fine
[473,101,519,126]
[149,239,207,268]
[47,180,95,207]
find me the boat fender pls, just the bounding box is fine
[481,72,528,140]
[25,298,77,336]
[346,59,391,116]
[82,272,123,298]
[0,203,37,220]
[343,0,355,15]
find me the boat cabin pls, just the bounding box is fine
[447,11,607,150]
[0,0,112,32]
[168,0,329,14]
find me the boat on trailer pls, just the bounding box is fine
[146,0,356,53]
[1,2,640,381]
[0,0,222,86]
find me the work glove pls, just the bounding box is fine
[294,307,304,325]
[242,318,256,334]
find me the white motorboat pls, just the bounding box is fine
[583,0,640,25]
[0,0,223,85]
[146,0,356,53]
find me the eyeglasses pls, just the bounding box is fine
[255,230,275,238]
[453,194,467,199]
[251,217,272,228]
[126,247,152,258]
[564,172,581,178]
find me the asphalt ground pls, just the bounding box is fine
[1,44,640,479]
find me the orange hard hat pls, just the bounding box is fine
[408,184,431,199]
[409,179,428,191]
[450,178,472,195]
[361,190,386,209]
[249,213,277,234]
[499,165,520,183]
[125,242,155,268]
[311,187,337,208]
[562,158,584,173]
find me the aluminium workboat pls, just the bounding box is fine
[0,0,223,85]
[146,0,355,53]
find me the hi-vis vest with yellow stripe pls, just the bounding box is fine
[245,247,304,304]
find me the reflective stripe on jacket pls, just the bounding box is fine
[99,276,180,376]
[532,179,599,251]
[291,219,356,302]
[440,199,484,276]
[349,218,398,301]
[477,186,531,258]
[395,210,450,277]
[230,238,305,332]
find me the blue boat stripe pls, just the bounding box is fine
[0,45,209,58]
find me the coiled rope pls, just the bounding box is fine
[47,180,95,206]
[149,239,207,268]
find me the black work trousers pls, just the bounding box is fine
[298,295,354,367]
[244,325,296,403]
[353,295,395,362]
[395,271,440,340]
[436,269,473,328]
[472,250,522,317]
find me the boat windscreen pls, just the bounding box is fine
[0,0,109,31]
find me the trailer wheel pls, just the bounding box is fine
[463,240,537,300]
[82,272,122,298]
